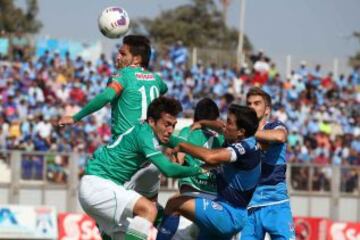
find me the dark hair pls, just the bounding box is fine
[246,87,272,107]
[222,93,235,104]
[147,97,182,121]
[228,104,259,137]
[123,35,151,68]
[194,98,219,122]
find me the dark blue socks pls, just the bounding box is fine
[156,215,180,240]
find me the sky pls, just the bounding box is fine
[17,0,360,74]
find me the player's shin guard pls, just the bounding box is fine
[125,216,152,240]
[156,215,180,240]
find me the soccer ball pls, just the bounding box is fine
[98,6,130,39]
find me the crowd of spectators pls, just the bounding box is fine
[0,34,359,191]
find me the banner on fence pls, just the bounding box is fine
[328,221,360,240]
[0,205,57,239]
[294,217,329,240]
[58,213,101,240]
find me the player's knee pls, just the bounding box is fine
[164,195,182,215]
[134,198,158,223]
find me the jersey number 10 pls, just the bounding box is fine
[138,86,160,120]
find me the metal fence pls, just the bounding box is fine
[187,48,349,78]
[0,151,80,212]
[0,150,359,221]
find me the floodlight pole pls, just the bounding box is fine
[237,0,246,68]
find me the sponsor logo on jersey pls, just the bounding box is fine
[211,201,224,211]
[135,73,155,81]
[203,199,210,210]
[234,143,246,155]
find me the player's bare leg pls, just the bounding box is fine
[125,197,157,240]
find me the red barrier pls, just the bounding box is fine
[57,212,360,240]
[328,221,360,240]
[58,213,101,240]
[294,217,329,240]
[294,217,360,240]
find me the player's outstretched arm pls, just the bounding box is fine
[255,128,287,143]
[148,153,204,178]
[178,142,231,165]
[58,87,118,126]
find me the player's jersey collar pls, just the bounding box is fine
[129,64,144,71]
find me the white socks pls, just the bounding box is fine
[125,216,152,240]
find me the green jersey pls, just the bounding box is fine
[110,66,168,136]
[177,126,225,194]
[85,122,201,186]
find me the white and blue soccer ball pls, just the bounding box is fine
[98,6,130,39]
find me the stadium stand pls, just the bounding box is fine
[0,35,358,192]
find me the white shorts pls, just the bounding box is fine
[78,175,141,237]
[124,163,161,199]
